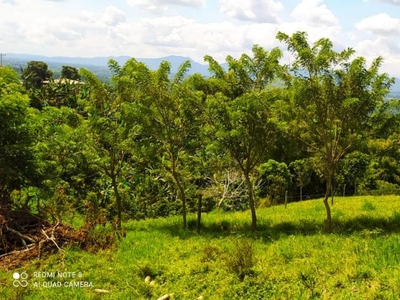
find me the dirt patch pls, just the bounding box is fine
[0,206,116,271]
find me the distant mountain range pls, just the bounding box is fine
[3,53,215,81]
[3,53,400,95]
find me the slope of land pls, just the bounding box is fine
[1,195,400,299]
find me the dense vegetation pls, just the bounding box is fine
[0,31,398,241]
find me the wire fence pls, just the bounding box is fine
[283,186,400,203]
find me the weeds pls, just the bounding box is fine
[201,245,220,263]
[224,239,255,280]
[361,201,376,211]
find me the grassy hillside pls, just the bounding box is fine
[2,196,400,299]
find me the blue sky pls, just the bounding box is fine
[0,0,400,76]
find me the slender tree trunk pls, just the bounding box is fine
[323,178,332,233]
[111,176,122,230]
[300,186,303,201]
[197,194,202,234]
[172,169,187,230]
[244,172,257,231]
[285,191,288,209]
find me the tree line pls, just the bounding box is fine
[0,31,397,233]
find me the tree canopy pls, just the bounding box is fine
[0,31,397,234]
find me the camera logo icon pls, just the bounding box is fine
[13,272,28,287]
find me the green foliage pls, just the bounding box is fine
[257,159,291,203]
[60,65,80,80]
[22,60,53,89]
[79,68,137,229]
[116,58,205,229]
[277,30,393,232]
[224,239,255,280]
[0,70,40,205]
[289,158,313,200]
[206,90,278,229]
[32,106,98,220]
[0,66,23,94]
[3,32,400,266]
[361,201,376,211]
[201,245,221,263]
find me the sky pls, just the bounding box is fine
[0,0,400,76]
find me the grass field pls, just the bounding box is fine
[2,195,400,299]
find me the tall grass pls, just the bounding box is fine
[2,195,400,299]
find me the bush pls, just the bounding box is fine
[224,239,255,280]
[361,201,376,211]
[201,245,220,263]
[257,160,291,204]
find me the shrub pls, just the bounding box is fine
[224,239,255,280]
[361,201,376,211]
[201,245,220,263]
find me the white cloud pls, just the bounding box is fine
[102,5,126,26]
[356,13,400,36]
[127,0,204,11]
[219,0,283,23]
[49,27,82,41]
[1,0,400,78]
[354,36,400,77]
[291,0,339,27]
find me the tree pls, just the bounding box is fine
[206,92,277,230]
[0,67,40,206]
[117,58,204,229]
[79,67,135,230]
[289,159,312,201]
[257,159,291,204]
[277,31,394,232]
[337,151,369,195]
[61,66,80,81]
[32,105,99,221]
[22,61,53,89]
[203,46,282,230]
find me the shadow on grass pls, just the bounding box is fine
[135,212,400,241]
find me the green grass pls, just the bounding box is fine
[2,195,400,299]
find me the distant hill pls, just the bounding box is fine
[2,53,400,95]
[2,53,215,81]
[390,77,400,97]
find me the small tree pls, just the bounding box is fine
[337,151,369,195]
[277,31,394,232]
[79,68,136,230]
[289,159,312,201]
[22,61,53,89]
[61,66,80,81]
[204,46,282,230]
[257,159,291,204]
[114,58,204,229]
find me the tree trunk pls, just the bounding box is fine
[172,170,187,230]
[111,176,122,230]
[323,179,332,233]
[285,191,288,209]
[244,172,257,231]
[197,194,202,234]
[300,186,303,201]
